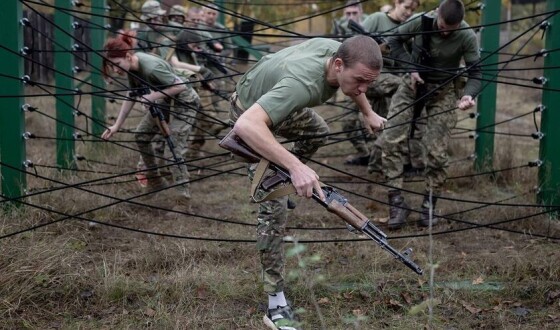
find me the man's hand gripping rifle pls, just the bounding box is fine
[219,130,423,275]
[129,87,182,166]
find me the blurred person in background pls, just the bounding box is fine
[380,0,480,229]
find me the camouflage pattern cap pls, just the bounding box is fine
[168,5,186,17]
[140,0,166,21]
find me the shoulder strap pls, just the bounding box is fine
[250,159,296,203]
[420,14,434,60]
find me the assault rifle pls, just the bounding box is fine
[219,130,423,275]
[129,88,182,164]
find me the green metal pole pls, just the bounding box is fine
[537,0,560,214]
[0,1,26,200]
[91,0,106,137]
[216,0,225,26]
[474,0,501,172]
[55,0,76,169]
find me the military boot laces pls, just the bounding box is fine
[419,196,439,227]
[387,191,410,230]
[263,305,301,330]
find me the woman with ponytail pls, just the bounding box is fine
[101,30,200,215]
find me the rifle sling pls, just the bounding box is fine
[250,159,296,203]
[410,14,435,139]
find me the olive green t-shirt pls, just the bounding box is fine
[387,12,480,95]
[156,38,196,65]
[362,11,400,34]
[331,16,368,36]
[362,11,402,71]
[236,38,340,127]
[127,52,196,103]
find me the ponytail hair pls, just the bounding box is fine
[102,30,137,77]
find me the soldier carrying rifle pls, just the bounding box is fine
[228,35,386,330]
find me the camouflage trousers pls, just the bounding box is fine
[230,93,329,293]
[136,90,200,199]
[341,97,370,157]
[380,74,457,193]
[186,88,228,155]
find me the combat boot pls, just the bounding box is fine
[419,195,439,227]
[387,190,410,230]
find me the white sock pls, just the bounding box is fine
[268,291,287,309]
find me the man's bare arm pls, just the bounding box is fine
[232,104,325,200]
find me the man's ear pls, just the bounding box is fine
[333,58,344,72]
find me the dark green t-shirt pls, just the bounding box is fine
[236,38,340,127]
[387,12,481,96]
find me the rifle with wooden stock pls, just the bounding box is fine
[129,87,182,165]
[219,130,423,275]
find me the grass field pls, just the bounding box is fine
[1,51,560,330]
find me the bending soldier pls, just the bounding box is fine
[229,36,385,329]
[101,31,200,216]
[360,0,421,174]
[380,0,481,229]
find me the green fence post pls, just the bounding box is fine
[0,0,26,201]
[55,0,76,169]
[91,0,106,137]
[537,0,560,215]
[474,0,501,172]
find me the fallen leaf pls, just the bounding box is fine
[460,251,467,258]
[472,276,484,285]
[417,278,426,287]
[401,292,413,305]
[389,299,404,308]
[246,306,256,315]
[317,297,330,305]
[376,217,389,224]
[352,309,365,317]
[196,285,209,299]
[143,308,156,317]
[461,301,482,314]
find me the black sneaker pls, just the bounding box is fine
[263,305,301,330]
